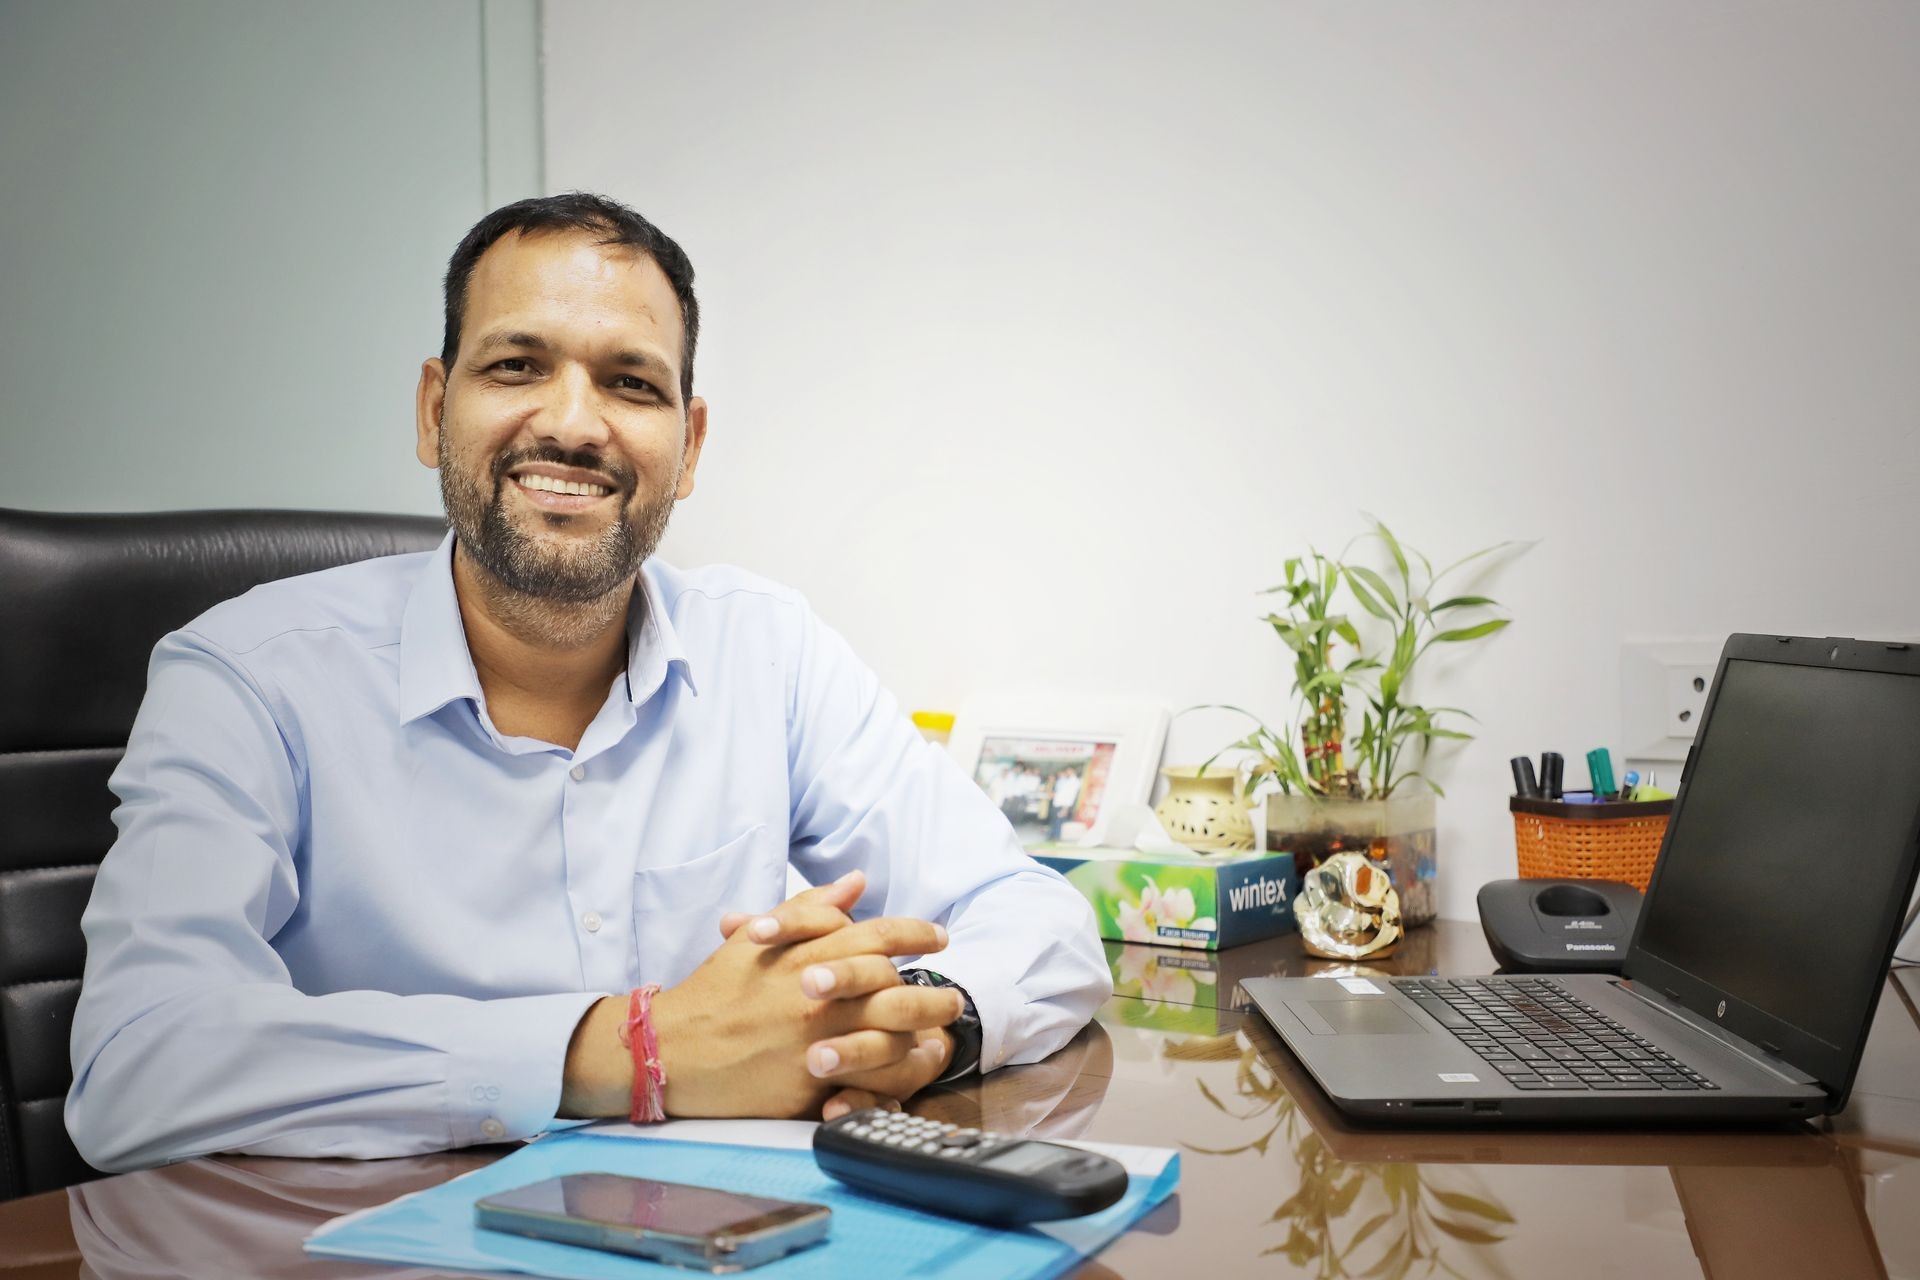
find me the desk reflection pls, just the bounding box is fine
[1092,991,1893,1280]
[63,1025,1114,1280]
[912,1019,1114,1137]
[68,1151,497,1279]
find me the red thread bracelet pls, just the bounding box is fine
[620,984,668,1123]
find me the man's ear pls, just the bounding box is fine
[676,396,709,500]
[415,358,448,468]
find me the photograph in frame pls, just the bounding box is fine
[947,697,1168,850]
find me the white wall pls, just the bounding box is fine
[0,0,541,517]
[550,3,1915,920]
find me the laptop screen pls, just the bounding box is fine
[1634,654,1920,1059]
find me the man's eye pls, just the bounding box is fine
[492,358,533,375]
[616,376,657,395]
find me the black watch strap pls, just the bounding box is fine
[898,968,983,1082]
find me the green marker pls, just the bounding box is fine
[1586,748,1617,800]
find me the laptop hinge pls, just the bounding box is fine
[1615,980,1821,1087]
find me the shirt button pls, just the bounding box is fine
[570,764,586,781]
[480,1118,506,1140]
[583,911,602,933]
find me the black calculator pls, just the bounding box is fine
[812,1108,1128,1225]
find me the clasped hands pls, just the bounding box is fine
[561,870,962,1122]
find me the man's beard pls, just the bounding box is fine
[438,434,679,604]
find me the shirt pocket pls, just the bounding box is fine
[633,824,783,988]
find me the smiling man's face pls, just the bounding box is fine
[415,228,706,603]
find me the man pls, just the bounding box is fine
[65,193,1110,1171]
[1047,765,1083,843]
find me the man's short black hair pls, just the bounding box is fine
[441,192,700,405]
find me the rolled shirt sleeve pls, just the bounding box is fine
[781,603,1113,1073]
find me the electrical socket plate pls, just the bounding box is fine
[1621,639,1724,764]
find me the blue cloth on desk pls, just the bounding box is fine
[305,1131,1178,1279]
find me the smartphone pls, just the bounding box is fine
[474,1172,830,1273]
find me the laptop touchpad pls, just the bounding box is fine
[1294,999,1428,1035]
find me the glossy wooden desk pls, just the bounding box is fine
[7,922,1919,1279]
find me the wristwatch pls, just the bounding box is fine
[898,968,983,1082]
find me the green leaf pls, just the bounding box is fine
[1333,616,1362,647]
[1348,564,1401,616]
[1431,538,1533,592]
[1330,1172,1366,1216]
[1431,618,1511,644]
[1340,1210,1396,1258]
[1431,595,1497,611]
[1343,567,1393,621]
[1367,515,1411,583]
[1302,669,1347,696]
[1268,619,1307,653]
[1428,1217,1509,1246]
[1429,1190,1516,1224]
[1356,1234,1411,1279]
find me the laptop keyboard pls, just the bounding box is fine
[1396,977,1722,1091]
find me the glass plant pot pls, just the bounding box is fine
[1265,792,1439,927]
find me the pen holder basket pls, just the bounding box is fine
[1509,796,1673,892]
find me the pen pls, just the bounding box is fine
[1510,756,1542,798]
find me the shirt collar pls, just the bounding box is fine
[628,562,699,704]
[398,534,696,726]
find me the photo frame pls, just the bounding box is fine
[947,695,1169,850]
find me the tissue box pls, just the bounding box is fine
[1029,844,1297,951]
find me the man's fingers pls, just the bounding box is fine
[799,955,904,1000]
[794,916,948,965]
[830,1034,952,1098]
[807,1029,916,1079]
[833,986,966,1034]
[729,871,867,945]
[813,869,866,914]
[820,1089,901,1123]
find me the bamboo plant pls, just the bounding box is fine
[1204,519,1519,802]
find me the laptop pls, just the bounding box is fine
[1244,633,1920,1123]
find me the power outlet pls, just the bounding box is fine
[1621,640,1722,764]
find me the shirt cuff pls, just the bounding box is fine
[441,991,606,1147]
[901,953,1016,1075]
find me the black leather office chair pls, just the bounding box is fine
[0,508,445,1200]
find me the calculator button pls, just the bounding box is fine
[938,1132,982,1149]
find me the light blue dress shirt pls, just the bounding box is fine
[66,535,1110,1171]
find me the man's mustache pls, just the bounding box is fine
[489,446,634,496]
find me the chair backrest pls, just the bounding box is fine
[0,508,445,1200]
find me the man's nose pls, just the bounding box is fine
[533,363,612,450]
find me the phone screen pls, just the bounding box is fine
[483,1174,811,1238]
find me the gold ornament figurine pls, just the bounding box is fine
[1293,852,1402,959]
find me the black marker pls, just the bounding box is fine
[1510,756,1541,798]
[1540,752,1565,800]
